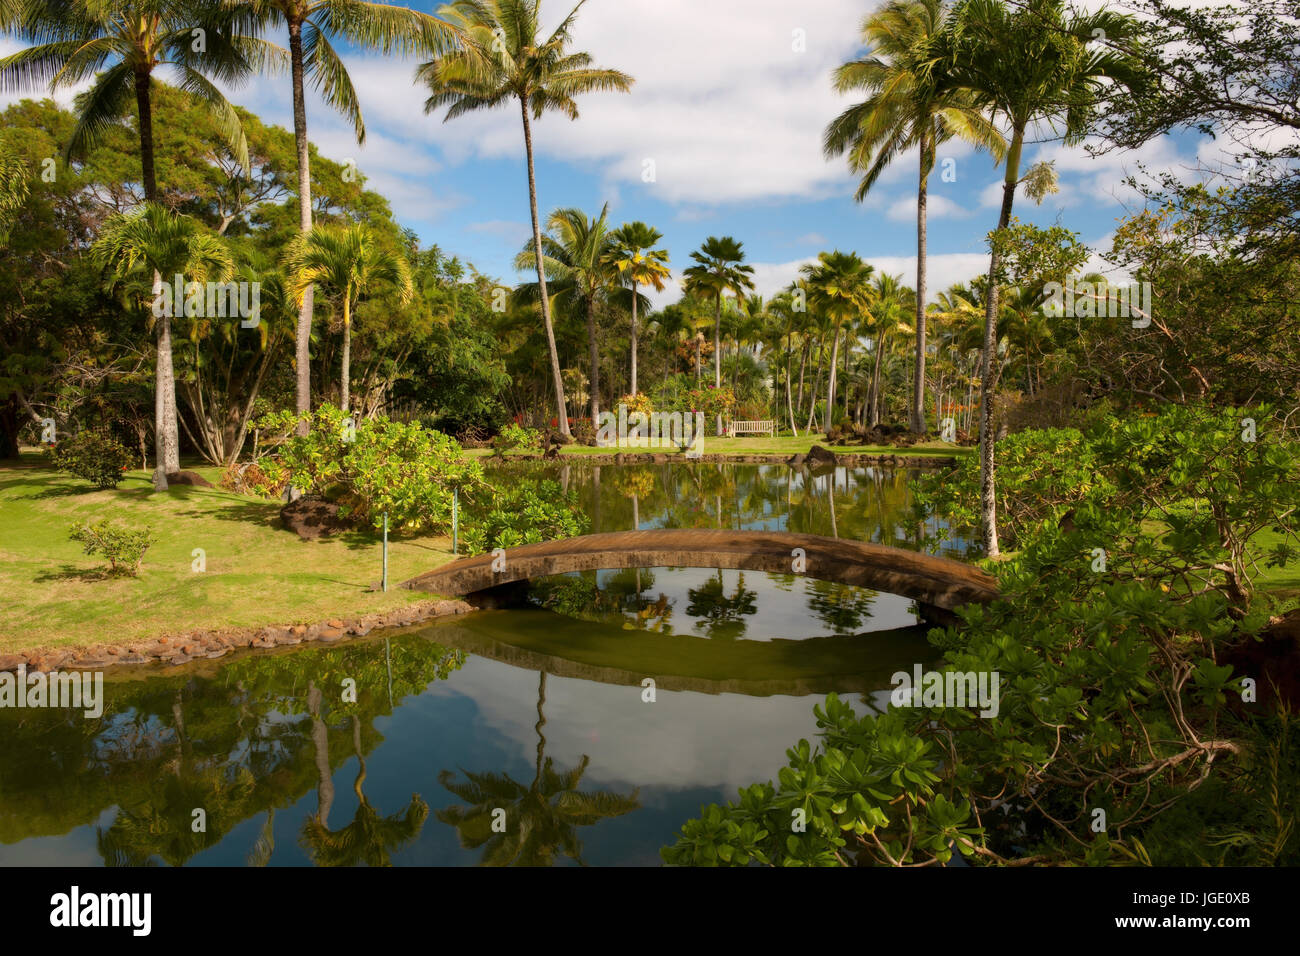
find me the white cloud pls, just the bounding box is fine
[886,192,971,222]
[391,0,873,206]
[467,219,532,246]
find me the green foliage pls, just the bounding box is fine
[662,699,979,867]
[69,518,152,576]
[684,384,736,421]
[50,430,132,489]
[666,406,1300,866]
[257,404,480,533]
[460,477,589,555]
[491,423,542,458]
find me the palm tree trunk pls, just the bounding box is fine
[585,296,600,423]
[911,140,930,435]
[825,323,841,432]
[977,125,1024,558]
[340,298,351,413]
[796,336,809,415]
[713,294,723,436]
[134,70,179,489]
[629,279,639,396]
[805,336,824,432]
[870,331,886,426]
[521,97,570,437]
[288,21,314,437]
[785,329,798,436]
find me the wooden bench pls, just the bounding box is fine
[728,420,776,437]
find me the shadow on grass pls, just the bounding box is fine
[33,563,121,583]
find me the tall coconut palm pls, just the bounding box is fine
[682,236,755,436]
[283,223,413,413]
[767,287,806,436]
[605,222,670,398]
[0,0,271,487]
[825,0,1004,438]
[226,0,456,436]
[799,251,875,431]
[940,0,1144,555]
[514,205,633,424]
[92,204,234,488]
[419,0,633,438]
[863,272,914,426]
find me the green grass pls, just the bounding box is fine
[1251,527,1300,603]
[471,435,972,458]
[0,454,453,653]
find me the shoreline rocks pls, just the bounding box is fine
[2,598,475,674]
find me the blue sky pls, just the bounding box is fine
[3,0,1219,306]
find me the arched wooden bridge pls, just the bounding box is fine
[402,529,999,616]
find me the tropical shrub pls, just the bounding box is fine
[620,392,654,417]
[69,519,152,576]
[663,405,1300,866]
[491,423,543,458]
[684,385,735,423]
[459,478,589,554]
[256,405,482,533]
[50,431,132,489]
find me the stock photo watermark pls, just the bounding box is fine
[0,665,104,718]
[152,275,261,328]
[891,664,1000,718]
[595,403,705,457]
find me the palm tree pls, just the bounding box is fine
[767,287,805,435]
[940,0,1143,555]
[682,237,755,436]
[419,0,633,438]
[515,205,629,424]
[92,204,234,489]
[825,0,1004,438]
[863,272,914,426]
[228,0,455,435]
[605,222,670,397]
[283,223,413,412]
[1,0,270,487]
[799,251,875,431]
[0,144,29,243]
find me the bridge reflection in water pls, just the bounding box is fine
[403,528,1000,623]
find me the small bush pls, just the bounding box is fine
[460,478,589,554]
[69,519,152,576]
[490,423,543,458]
[51,431,132,489]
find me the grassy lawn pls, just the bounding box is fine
[0,453,452,653]
[470,435,972,458]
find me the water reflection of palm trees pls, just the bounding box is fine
[804,579,879,633]
[437,671,639,866]
[686,570,758,640]
[300,716,429,867]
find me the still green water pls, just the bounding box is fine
[0,463,970,866]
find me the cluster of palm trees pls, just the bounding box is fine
[825,0,1144,554]
[2,0,1145,549]
[1,0,627,482]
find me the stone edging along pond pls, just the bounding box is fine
[0,598,476,675]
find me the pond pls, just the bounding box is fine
[0,463,972,866]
